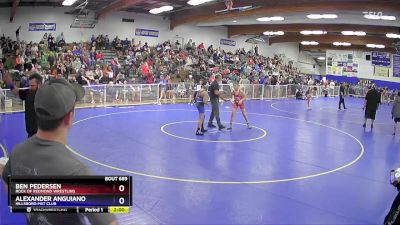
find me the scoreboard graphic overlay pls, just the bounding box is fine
[8,176,132,214]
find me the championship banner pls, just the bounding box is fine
[326,50,358,76]
[394,54,400,77]
[372,52,391,67]
[28,23,56,31]
[342,62,359,76]
[135,28,159,37]
[220,38,236,47]
[374,66,389,77]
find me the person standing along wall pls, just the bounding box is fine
[363,86,381,129]
[1,78,118,225]
[339,83,347,110]
[392,92,400,136]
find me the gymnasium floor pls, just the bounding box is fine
[0,97,399,225]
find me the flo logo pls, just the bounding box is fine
[363,12,396,20]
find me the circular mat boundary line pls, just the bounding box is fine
[67,108,365,184]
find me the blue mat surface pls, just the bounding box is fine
[0,97,398,224]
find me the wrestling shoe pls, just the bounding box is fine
[196,130,204,136]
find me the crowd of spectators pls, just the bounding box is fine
[0,32,323,88]
[0,32,396,101]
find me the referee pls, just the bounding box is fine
[339,83,346,110]
[363,85,381,129]
[1,78,118,225]
[208,74,228,130]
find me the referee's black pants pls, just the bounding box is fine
[208,98,223,128]
[339,96,346,109]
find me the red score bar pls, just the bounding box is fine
[16,184,130,195]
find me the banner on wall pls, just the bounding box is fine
[220,38,236,47]
[342,62,359,76]
[374,66,389,77]
[28,23,56,31]
[394,54,400,77]
[135,28,159,37]
[372,52,391,67]
[326,50,358,76]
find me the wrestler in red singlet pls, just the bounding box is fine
[232,88,245,110]
[228,85,251,130]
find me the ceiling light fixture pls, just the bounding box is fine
[187,0,214,6]
[62,0,78,6]
[233,20,237,23]
[317,57,326,60]
[160,6,173,11]
[364,14,396,21]
[366,44,385,49]
[333,42,351,46]
[324,14,338,19]
[149,8,162,14]
[263,31,284,36]
[256,16,284,22]
[300,30,327,35]
[341,31,366,36]
[149,5,174,14]
[307,14,337,19]
[386,33,400,39]
[301,41,319,45]
[381,15,396,21]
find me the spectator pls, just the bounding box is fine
[363,86,381,129]
[392,92,400,135]
[111,57,121,78]
[3,32,392,101]
[96,50,104,61]
[1,78,118,225]
[72,57,82,72]
[4,73,43,137]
